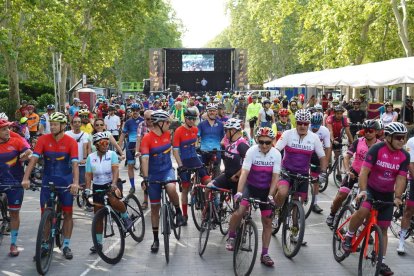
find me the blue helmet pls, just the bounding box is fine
[131,103,141,110]
[311,112,323,126]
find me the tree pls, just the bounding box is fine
[391,0,413,56]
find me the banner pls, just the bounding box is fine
[149,49,164,91]
[235,49,248,90]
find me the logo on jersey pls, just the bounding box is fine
[375,160,399,170]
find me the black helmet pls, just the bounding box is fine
[184,109,198,117]
[362,119,380,130]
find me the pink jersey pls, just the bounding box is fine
[347,138,380,174]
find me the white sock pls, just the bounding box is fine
[400,229,407,244]
[314,195,318,204]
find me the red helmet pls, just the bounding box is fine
[27,105,35,110]
[255,127,276,139]
[278,108,289,116]
[273,98,280,103]
[0,119,12,128]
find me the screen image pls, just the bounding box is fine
[182,54,214,71]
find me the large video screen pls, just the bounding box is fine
[182,54,214,71]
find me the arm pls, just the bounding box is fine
[236,169,249,193]
[173,149,183,167]
[358,166,370,191]
[85,172,92,189]
[141,157,149,177]
[269,172,279,197]
[109,135,124,156]
[118,132,125,148]
[22,156,39,188]
[111,165,119,187]
[394,175,407,200]
[345,127,354,143]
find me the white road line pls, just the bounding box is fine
[79,208,151,276]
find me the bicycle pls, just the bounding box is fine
[0,185,14,245]
[302,172,317,219]
[233,197,271,276]
[332,200,394,275]
[197,184,233,256]
[271,170,307,258]
[182,167,205,231]
[389,191,413,240]
[325,142,348,188]
[150,179,181,264]
[33,182,67,275]
[197,148,224,180]
[330,180,360,230]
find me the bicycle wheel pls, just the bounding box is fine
[198,202,212,256]
[91,208,125,264]
[304,181,315,219]
[162,204,170,264]
[191,186,204,231]
[281,200,305,258]
[233,219,258,276]
[358,224,384,276]
[124,194,145,242]
[219,194,233,236]
[169,202,181,240]
[389,204,411,239]
[35,209,54,275]
[76,190,86,209]
[55,213,64,248]
[332,205,354,263]
[333,156,346,188]
[319,176,329,193]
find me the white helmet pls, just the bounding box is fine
[224,118,242,130]
[151,110,170,123]
[295,109,311,122]
[384,122,407,136]
[376,119,384,130]
[0,112,8,121]
[206,103,218,111]
[92,132,111,144]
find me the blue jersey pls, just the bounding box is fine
[122,116,144,142]
[69,105,79,117]
[198,119,224,151]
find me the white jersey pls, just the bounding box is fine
[65,130,89,166]
[104,114,121,136]
[406,137,414,162]
[275,128,325,174]
[313,125,331,148]
[85,150,119,185]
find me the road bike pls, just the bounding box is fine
[197,148,224,180]
[182,167,205,231]
[197,184,233,256]
[389,191,413,240]
[0,185,14,245]
[326,142,348,189]
[332,200,394,275]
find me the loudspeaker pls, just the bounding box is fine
[143,79,150,93]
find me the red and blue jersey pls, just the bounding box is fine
[140,130,173,176]
[0,137,29,185]
[33,134,78,184]
[173,126,203,168]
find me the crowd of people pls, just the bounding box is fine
[1,90,414,276]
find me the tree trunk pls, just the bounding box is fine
[391,0,412,56]
[59,62,68,113]
[354,12,376,65]
[4,52,20,120]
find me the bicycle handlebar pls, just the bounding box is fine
[194,184,231,193]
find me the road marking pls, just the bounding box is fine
[79,209,151,276]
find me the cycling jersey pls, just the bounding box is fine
[80,123,93,134]
[362,142,409,193]
[104,114,121,136]
[173,125,201,165]
[246,103,261,121]
[85,151,119,185]
[275,122,291,141]
[122,116,144,142]
[223,137,250,177]
[140,130,173,177]
[242,145,281,190]
[197,119,224,151]
[10,131,30,148]
[26,113,39,132]
[326,115,349,139]
[347,137,380,174]
[275,128,325,175]
[0,136,29,185]
[313,126,331,148]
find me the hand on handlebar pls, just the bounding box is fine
[234,192,243,203]
[22,179,30,190]
[69,183,80,195]
[356,191,367,203]
[394,197,402,209]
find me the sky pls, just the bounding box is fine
[169,0,230,48]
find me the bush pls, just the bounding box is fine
[0,98,18,120]
[36,93,55,111]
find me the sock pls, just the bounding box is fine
[182,203,188,217]
[121,212,129,219]
[174,205,182,215]
[63,238,70,249]
[400,229,407,243]
[314,195,318,204]
[96,234,103,244]
[10,230,18,245]
[129,178,135,188]
[262,247,268,256]
[229,231,236,238]
[345,231,355,238]
[152,227,159,241]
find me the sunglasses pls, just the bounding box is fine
[132,109,139,112]
[297,121,310,126]
[185,116,197,121]
[394,134,406,141]
[280,115,287,118]
[364,128,376,133]
[95,124,104,127]
[73,121,81,124]
[311,124,321,129]
[97,140,109,147]
[80,115,88,118]
[258,140,272,145]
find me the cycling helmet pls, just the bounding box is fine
[196,96,202,100]
[184,109,198,117]
[376,119,384,130]
[49,112,67,123]
[332,98,340,104]
[353,99,361,104]
[255,127,276,139]
[311,112,323,125]
[130,103,140,110]
[108,105,116,111]
[46,104,55,110]
[295,109,311,122]
[278,108,289,117]
[362,119,380,130]
[151,110,170,123]
[19,117,28,124]
[217,103,225,110]
[92,132,111,144]
[333,105,344,112]
[314,104,323,111]
[0,119,12,128]
[263,99,271,105]
[224,118,242,130]
[206,103,218,111]
[213,98,221,103]
[73,98,80,103]
[384,101,393,107]
[78,109,90,115]
[384,122,407,136]
[0,112,8,120]
[251,95,257,99]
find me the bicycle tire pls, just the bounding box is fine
[358,224,383,276]
[35,209,54,275]
[76,191,86,209]
[91,208,125,264]
[198,202,212,256]
[389,204,411,240]
[162,204,170,264]
[169,202,181,240]
[233,219,258,276]
[319,176,329,193]
[55,213,64,248]
[304,181,315,219]
[191,186,204,231]
[332,156,345,188]
[124,194,145,242]
[282,200,305,258]
[219,194,233,236]
[332,205,354,263]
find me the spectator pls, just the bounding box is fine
[68,98,81,121]
[403,98,414,124]
[25,105,40,137]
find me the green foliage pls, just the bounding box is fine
[20,81,54,99]
[36,93,55,110]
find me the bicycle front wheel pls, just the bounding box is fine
[389,204,411,239]
[169,202,181,240]
[55,213,64,248]
[219,194,233,236]
[198,202,212,256]
[282,200,305,258]
[304,181,315,219]
[233,219,259,276]
[333,156,346,188]
[124,194,145,242]
[358,224,383,276]
[91,208,125,264]
[191,186,204,231]
[35,209,54,275]
[162,204,170,264]
[332,205,354,263]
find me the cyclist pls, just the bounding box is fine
[197,103,224,178]
[68,98,81,122]
[309,112,331,213]
[79,109,94,135]
[275,108,291,141]
[140,110,184,253]
[325,119,380,227]
[274,110,327,229]
[347,99,366,138]
[225,127,281,267]
[104,105,121,141]
[26,105,40,137]
[246,95,261,140]
[118,103,143,194]
[173,109,211,225]
[342,122,409,276]
[257,99,275,128]
[84,132,132,253]
[39,104,55,134]
[0,119,32,256]
[217,103,229,123]
[234,96,247,121]
[380,102,398,127]
[22,112,80,259]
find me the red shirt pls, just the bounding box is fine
[326,115,349,140]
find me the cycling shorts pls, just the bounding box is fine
[361,187,394,229]
[406,180,414,207]
[249,117,257,129]
[40,186,73,213]
[240,185,272,217]
[148,169,176,204]
[278,173,309,201]
[4,188,24,211]
[178,166,209,188]
[126,142,136,165]
[339,169,358,194]
[213,173,237,195]
[332,138,342,151]
[93,183,111,205]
